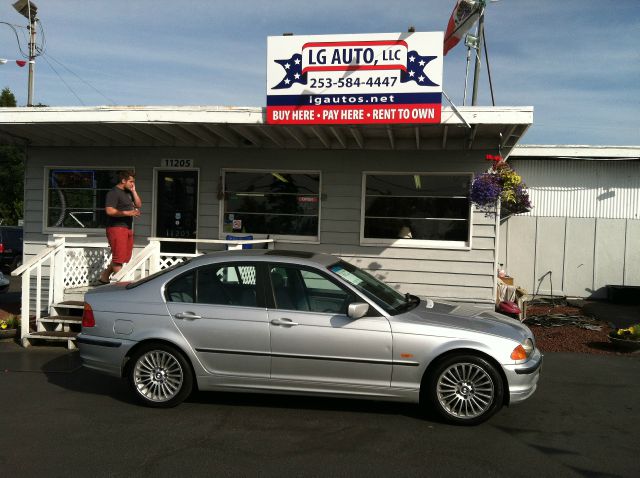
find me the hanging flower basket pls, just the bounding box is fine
[470,157,532,217]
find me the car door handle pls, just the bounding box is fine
[174,312,202,320]
[270,318,299,326]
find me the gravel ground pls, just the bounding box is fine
[525,302,639,355]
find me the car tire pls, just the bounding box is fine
[128,343,193,408]
[425,354,504,425]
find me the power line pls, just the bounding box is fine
[43,52,116,105]
[0,21,29,57]
[41,54,86,105]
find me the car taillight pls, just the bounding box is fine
[0,243,4,253]
[82,303,95,327]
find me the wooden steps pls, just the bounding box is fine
[22,300,85,350]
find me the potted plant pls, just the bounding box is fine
[609,324,640,351]
[0,314,20,340]
[470,156,532,217]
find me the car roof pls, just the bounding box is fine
[186,249,341,268]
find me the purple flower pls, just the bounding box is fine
[470,173,501,207]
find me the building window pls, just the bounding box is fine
[221,170,321,241]
[361,173,472,248]
[46,168,128,230]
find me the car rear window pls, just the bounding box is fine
[125,259,192,289]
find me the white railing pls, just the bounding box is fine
[11,234,112,340]
[11,236,66,340]
[113,237,275,282]
[12,235,275,340]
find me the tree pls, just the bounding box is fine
[0,88,17,107]
[0,88,24,225]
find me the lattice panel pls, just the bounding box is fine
[159,255,189,270]
[64,248,111,288]
[238,266,256,285]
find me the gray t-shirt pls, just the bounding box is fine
[105,186,135,229]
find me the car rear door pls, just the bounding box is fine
[165,261,271,378]
[267,263,392,388]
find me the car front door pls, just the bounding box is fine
[166,262,270,378]
[267,264,392,388]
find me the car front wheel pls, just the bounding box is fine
[426,354,504,425]
[129,343,193,408]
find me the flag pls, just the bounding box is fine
[0,59,27,66]
[443,0,482,56]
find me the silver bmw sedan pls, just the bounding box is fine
[78,250,542,425]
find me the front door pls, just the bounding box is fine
[267,264,393,388]
[155,169,198,253]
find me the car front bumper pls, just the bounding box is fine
[503,349,543,405]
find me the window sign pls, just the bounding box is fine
[222,170,321,241]
[267,32,443,125]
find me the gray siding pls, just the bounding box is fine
[509,159,640,219]
[499,217,640,298]
[23,147,499,303]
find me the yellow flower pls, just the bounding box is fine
[0,321,7,330]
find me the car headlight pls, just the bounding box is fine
[510,338,534,360]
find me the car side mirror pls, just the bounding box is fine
[347,302,369,319]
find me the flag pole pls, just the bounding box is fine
[470,3,485,106]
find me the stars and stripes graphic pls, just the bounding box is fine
[400,51,439,87]
[272,53,307,89]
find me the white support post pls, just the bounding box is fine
[149,239,161,274]
[21,272,30,343]
[49,237,67,311]
[35,264,43,329]
[52,238,66,307]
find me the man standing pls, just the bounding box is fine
[98,170,142,284]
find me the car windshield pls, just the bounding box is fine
[327,260,419,315]
[125,259,192,289]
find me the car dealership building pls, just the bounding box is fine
[0,31,637,347]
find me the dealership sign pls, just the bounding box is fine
[266,32,443,125]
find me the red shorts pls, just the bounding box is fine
[106,227,134,264]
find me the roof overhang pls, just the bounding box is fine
[0,105,533,154]
[510,144,640,160]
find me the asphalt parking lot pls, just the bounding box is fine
[1,343,638,478]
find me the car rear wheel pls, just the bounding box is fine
[129,344,193,408]
[426,354,504,425]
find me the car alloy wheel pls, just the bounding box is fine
[129,344,193,407]
[427,354,504,425]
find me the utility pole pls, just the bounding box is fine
[12,0,38,106]
[27,10,36,106]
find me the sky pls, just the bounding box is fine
[0,0,638,145]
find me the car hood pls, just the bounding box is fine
[392,299,530,343]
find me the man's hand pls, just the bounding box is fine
[105,207,140,217]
